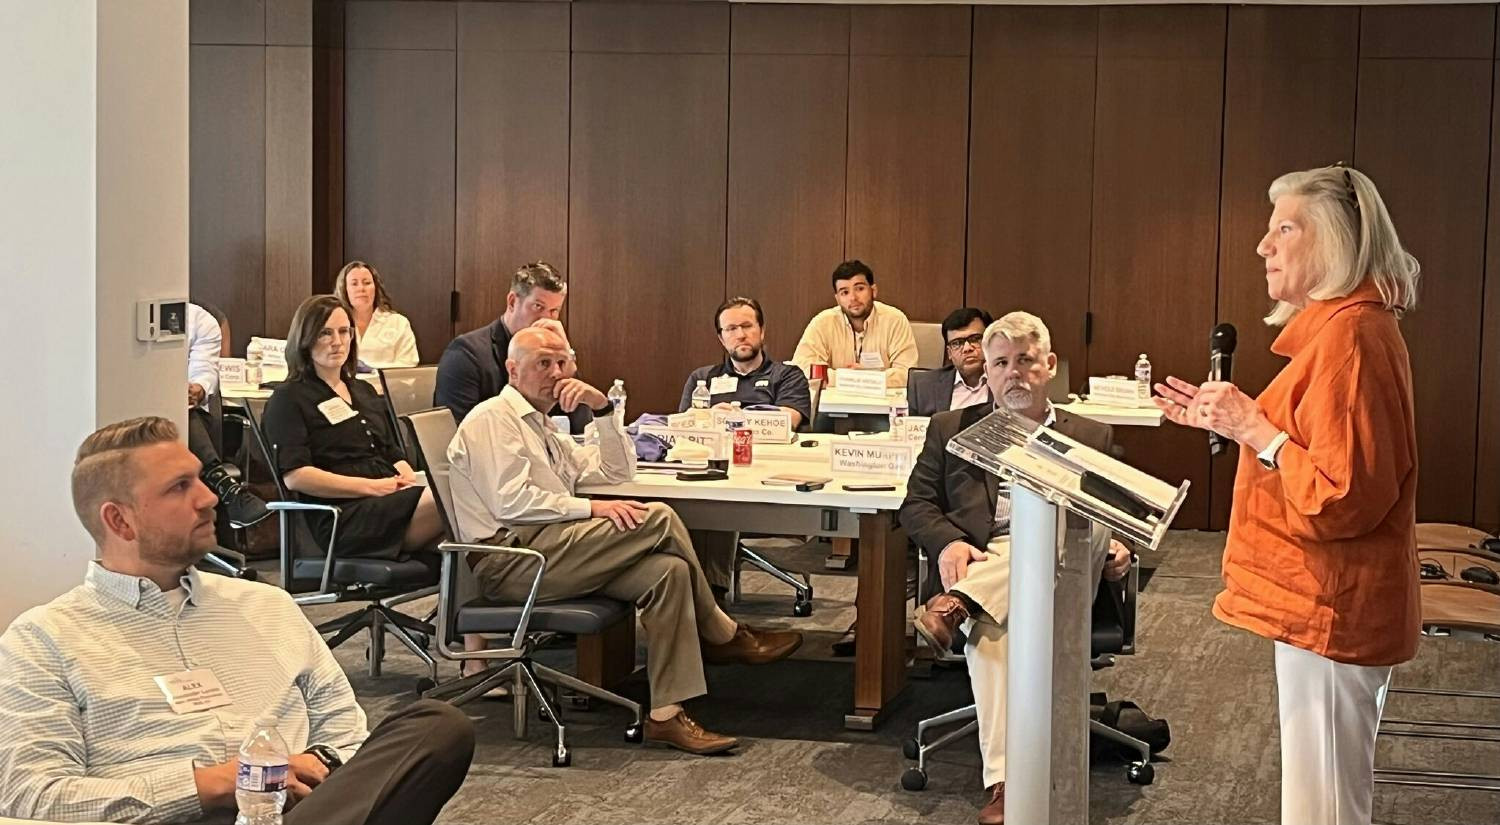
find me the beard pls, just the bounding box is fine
[841,302,872,322]
[730,344,761,364]
[1000,384,1036,411]
[137,517,215,572]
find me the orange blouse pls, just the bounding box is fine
[1213,280,1420,666]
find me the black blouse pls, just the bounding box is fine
[262,374,405,479]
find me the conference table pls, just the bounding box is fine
[580,436,911,730]
[817,386,1164,429]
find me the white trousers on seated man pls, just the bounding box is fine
[953,531,1107,790]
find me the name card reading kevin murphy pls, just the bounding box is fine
[830,440,914,478]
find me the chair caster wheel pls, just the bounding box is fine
[414,677,436,696]
[792,600,813,617]
[1126,762,1154,785]
[902,738,919,760]
[624,724,643,744]
[239,569,259,582]
[901,767,928,791]
[552,748,571,768]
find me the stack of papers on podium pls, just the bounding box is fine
[946,409,1189,549]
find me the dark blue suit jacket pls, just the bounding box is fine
[434,319,592,430]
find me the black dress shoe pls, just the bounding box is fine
[202,463,272,528]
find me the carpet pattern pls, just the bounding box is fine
[298,531,1500,825]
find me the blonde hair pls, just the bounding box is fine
[72,417,180,541]
[1264,166,1420,326]
[983,311,1052,357]
[334,260,396,313]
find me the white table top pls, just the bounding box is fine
[817,387,903,416]
[580,451,905,511]
[1056,401,1163,428]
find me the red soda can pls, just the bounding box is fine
[732,428,754,466]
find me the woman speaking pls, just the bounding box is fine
[1153,165,1420,825]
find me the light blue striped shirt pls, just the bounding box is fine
[0,563,368,824]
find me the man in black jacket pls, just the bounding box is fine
[435,261,591,431]
[899,311,1131,825]
[906,307,993,417]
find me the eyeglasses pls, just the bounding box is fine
[945,333,984,351]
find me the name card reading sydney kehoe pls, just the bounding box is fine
[741,410,794,443]
[830,440,913,478]
[833,368,888,398]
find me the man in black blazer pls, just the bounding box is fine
[906,307,994,418]
[434,261,591,431]
[899,311,1131,825]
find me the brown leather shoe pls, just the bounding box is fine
[644,710,738,755]
[915,592,970,652]
[978,783,1004,825]
[702,625,803,665]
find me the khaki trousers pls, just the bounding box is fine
[952,530,1107,789]
[688,529,737,590]
[473,502,729,707]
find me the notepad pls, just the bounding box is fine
[760,474,834,487]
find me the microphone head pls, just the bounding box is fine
[1211,323,1238,355]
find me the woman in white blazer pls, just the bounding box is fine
[335,260,419,369]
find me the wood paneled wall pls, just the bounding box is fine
[191,1,1500,530]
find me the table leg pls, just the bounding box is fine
[845,511,909,730]
[577,614,637,690]
[825,537,855,570]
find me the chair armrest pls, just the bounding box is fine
[267,501,342,595]
[435,541,547,658]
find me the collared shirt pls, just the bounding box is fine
[1215,280,1419,666]
[678,352,812,424]
[0,564,368,824]
[791,301,919,388]
[357,308,419,370]
[448,384,636,541]
[992,403,1057,535]
[186,303,221,409]
[949,369,989,412]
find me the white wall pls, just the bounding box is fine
[0,0,189,627]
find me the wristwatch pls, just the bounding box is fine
[1257,431,1291,471]
[592,401,615,417]
[303,744,343,772]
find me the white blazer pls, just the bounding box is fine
[358,309,419,369]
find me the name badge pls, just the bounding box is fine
[858,351,885,369]
[154,668,232,714]
[755,379,770,388]
[709,375,739,395]
[317,396,357,425]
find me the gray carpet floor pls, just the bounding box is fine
[297,531,1500,825]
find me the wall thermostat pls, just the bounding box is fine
[137,298,189,342]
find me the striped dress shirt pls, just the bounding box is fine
[0,563,369,824]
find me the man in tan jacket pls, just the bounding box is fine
[792,259,918,388]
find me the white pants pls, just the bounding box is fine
[1274,641,1393,825]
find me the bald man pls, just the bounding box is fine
[447,327,802,755]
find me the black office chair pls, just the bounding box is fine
[378,365,439,460]
[241,397,439,683]
[402,408,644,768]
[900,557,1156,790]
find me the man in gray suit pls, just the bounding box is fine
[899,311,1132,825]
[906,307,994,417]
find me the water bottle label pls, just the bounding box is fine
[237,762,288,793]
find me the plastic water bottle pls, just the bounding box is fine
[691,380,712,427]
[235,717,289,825]
[606,379,627,428]
[1134,354,1152,404]
[889,396,910,439]
[245,340,263,386]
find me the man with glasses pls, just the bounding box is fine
[680,297,813,596]
[906,308,994,417]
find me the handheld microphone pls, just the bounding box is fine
[1208,323,1238,456]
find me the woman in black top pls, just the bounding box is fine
[263,295,442,559]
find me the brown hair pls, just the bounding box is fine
[333,260,396,313]
[511,261,567,299]
[285,294,358,382]
[72,416,180,541]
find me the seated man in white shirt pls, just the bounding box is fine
[0,417,474,825]
[448,327,803,756]
[184,301,269,528]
